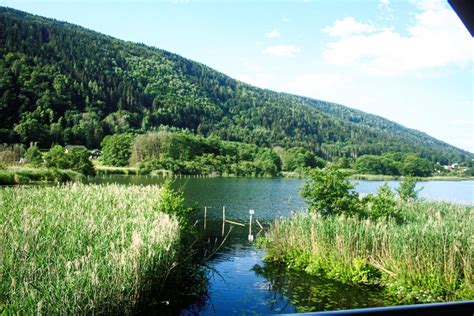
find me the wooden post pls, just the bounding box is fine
[204,206,207,230]
[248,209,254,242]
[222,206,226,236]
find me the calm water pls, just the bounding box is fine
[92,176,474,314]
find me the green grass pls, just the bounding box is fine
[95,165,139,175]
[0,167,84,185]
[0,184,182,314]
[264,200,473,303]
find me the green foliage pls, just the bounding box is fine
[44,145,95,176]
[265,201,474,303]
[44,145,70,169]
[0,184,182,313]
[100,133,134,167]
[254,149,282,177]
[364,183,398,219]
[132,131,283,177]
[466,166,474,176]
[355,152,434,177]
[0,7,471,164]
[24,142,42,166]
[301,166,361,216]
[0,144,24,165]
[281,147,325,172]
[156,180,191,225]
[396,177,421,201]
[402,154,434,177]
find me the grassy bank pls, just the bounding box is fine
[0,184,189,313]
[264,200,473,303]
[0,167,84,185]
[95,165,139,175]
[349,173,474,181]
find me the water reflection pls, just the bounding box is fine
[252,261,395,313]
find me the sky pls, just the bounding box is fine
[2,0,473,153]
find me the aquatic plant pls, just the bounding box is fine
[0,184,182,313]
[265,200,473,303]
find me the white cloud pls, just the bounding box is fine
[378,0,390,10]
[281,16,290,23]
[322,0,473,76]
[378,0,394,21]
[265,29,280,39]
[323,17,375,37]
[262,45,301,57]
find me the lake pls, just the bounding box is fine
[92,176,474,314]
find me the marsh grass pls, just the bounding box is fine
[0,167,83,184]
[0,184,181,314]
[265,200,473,303]
[95,165,139,175]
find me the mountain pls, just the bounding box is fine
[0,7,471,164]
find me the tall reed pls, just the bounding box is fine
[265,200,473,303]
[0,183,181,314]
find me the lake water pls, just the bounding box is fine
[92,176,474,314]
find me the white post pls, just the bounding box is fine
[204,206,207,230]
[248,209,254,242]
[222,206,226,236]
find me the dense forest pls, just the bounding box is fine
[99,130,325,177]
[0,7,472,164]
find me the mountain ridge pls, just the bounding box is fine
[0,6,471,163]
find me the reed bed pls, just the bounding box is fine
[0,167,83,184]
[95,165,139,175]
[265,200,473,303]
[0,183,181,314]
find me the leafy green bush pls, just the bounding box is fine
[100,133,134,167]
[24,142,43,166]
[364,182,398,219]
[301,166,361,216]
[44,145,95,176]
[396,177,421,201]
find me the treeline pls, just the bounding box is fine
[354,152,435,177]
[0,7,471,164]
[101,131,324,177]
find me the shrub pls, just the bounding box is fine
[364,182,398,219]
[396,177,422,201]
[0,144,24,165]
[44,145,95,176]
[301,166,361,216]
[100,133,134,167]
[24,142,43,166]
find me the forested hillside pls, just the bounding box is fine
[0,7,471,164]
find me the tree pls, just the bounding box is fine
[44,145,95,176]
[282,147,325,171]
[100,133,134,167]
[24,142,43,166]
[254,149,281,177]
[44,145,70,170]
[301,166,361,216]
[401,154,434,177]
[68,148,96,176]
[365,183,397,219]
[396,177,422,201]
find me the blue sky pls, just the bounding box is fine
[2,0,473,153]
